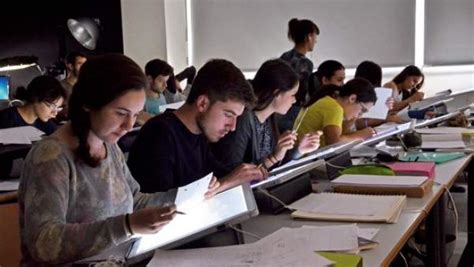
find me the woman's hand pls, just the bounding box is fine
[409,91,424,102]
[297,131,322,155]
[129,205,176,235]
[204,176,220,199]
[385,97,395,110]
[273,131,297,161]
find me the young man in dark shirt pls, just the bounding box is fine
[128,59,267,193]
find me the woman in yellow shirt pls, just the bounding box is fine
[295,78,377,146]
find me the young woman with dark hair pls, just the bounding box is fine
[0,75,65,135]
[278,18,320,132]
[308,60,346,99]
[355,60,382,87]
[296,78,378,146]
[18,54,219,265]
[212,59,320,171]
[384,65,425,112]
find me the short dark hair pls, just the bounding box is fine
[65,51,87,65]
[252,59,298,111]
[15,75,66,104]
[144,59,173,79]
[288,18,319,45]
[355,61,382,87]
[69,54,147,167]
[186,59,255,107]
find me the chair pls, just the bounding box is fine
[0,202,21,267]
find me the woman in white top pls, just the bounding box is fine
[384,65,424,112]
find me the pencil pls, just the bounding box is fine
[293,107,309,133]
[257,163,264,169]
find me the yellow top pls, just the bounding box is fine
[295,96,344,146]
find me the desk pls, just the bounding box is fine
[240,155,472,266]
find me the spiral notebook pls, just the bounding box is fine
[289,193,406,223]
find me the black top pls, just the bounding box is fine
[211,109,298,172]
[127,111,228,193]
[0,107,58,135]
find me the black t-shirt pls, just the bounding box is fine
[127,111,228,193]
[0,107,58,135]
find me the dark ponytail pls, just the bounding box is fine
[305,84,340,108]
[339,78,377,103]
[14,86,27,101]
[69,54,147,167]
[287,18,319,45]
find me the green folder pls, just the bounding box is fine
[317,252,363,267]
[398,152,465,164]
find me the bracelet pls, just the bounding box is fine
[270,154,279,163]
[125,213,134,236]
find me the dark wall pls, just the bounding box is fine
[0,0,123,90]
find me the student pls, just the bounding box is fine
[384,65,424,112]
[308,60,346,99]
[19,54,218,265]
[278,18,320,132]
[296,78,377,146]
[128,59,266,193]
[212,59,321,171]
[58,51,87,121]
[144,58,173,115]
[0,75,65,135]
[354,61,401,127]
[354,60,382,87]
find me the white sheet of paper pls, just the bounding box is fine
[174,172,213,212]
[159,101,185,113]
[288,193,402,217]
[259,224,359,252]
[332,174,428,187]
[421,141,466,149]
[151,238,333,267]
[0,179,20,191]
[416,127,474,135]
[0,126,44,144]
[362,87,392,119]
[422,133,462,142]
[357,227,379,240]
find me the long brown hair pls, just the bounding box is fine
[69,54,147,167]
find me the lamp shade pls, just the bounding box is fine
[67,18,99,50]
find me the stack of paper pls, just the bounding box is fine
[0,126,44,144]
[289,193,406,223]
[150,224,372,267]
[331,174,432,198]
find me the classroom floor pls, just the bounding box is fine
[448,182,468,267]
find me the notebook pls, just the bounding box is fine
[385,162,435,179]
[331,174,432,198]
[289,193,406,223]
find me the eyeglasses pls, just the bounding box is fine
[44,101,64,112]
[359,102,369,113]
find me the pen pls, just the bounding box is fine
[175,210,186,215]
